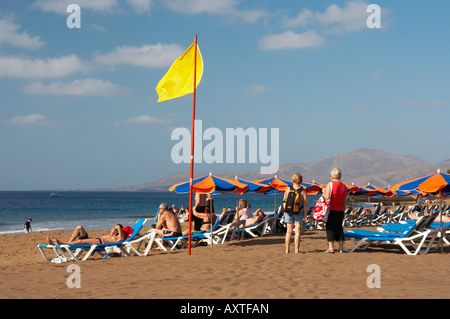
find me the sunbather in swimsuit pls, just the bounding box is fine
[47,224,124,245]
[162,230,183,238]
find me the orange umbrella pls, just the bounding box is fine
[391,170,450,194]
[385,186,397,197]
[169,173,245,194]
[348,184,378,196]
[392,169,450,253]
[344,183,361,193]
[253,176,292,211]
[233,177,272,194]
[363,183,393,197]
[254,175,292,191]
[169,173,246,249]
[301,180,324,194]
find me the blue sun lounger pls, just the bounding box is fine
[37,218,147,262]
[152,214,227,251]
[344,215,439,255]
[152,211,243,251]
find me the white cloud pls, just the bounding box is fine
[296,110,328,117]
[8,114,51,126]
[33,0,268,21]
[246,84,269,96]
[0,55,90,79]
[94,43,184,68]
[371,67,386,78]
[125,0,153,14]
[0,14,44,49]
[351,104,372,111]
[32,0,119,13]
[22,78,128,96]
[113,115,168,126]
[163,0,237,15]
[397,99,450,110]
[125,115,167,124]
[33,0,153,14]
[259,30,324,51]
[284,1,379,34]
[161,0,268,23]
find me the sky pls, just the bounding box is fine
[0,0,449,190]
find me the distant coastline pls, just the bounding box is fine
[43,148,450,193]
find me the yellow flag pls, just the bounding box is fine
[156,41,203,102]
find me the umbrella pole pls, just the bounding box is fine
[274,193,277,212]
[210,196,213,248]
[440,190,444,253]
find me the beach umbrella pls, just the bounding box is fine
[346,184,379,207]
[348,184,378,196]
[391,188,428,198]
[255,175,293,191]
[392,169,450,253]
[232,177,272,213]
[392,170,450,195]
[301,180,324,195]
[234,177,272,194]
[169,173,243,194]
[344,183,361,193]
[363,183,393,198]
[253,176,292,211]
[384,186,398,198]
[170,173,241,249]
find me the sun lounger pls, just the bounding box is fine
[429,221,450,248]
[151,212,234,251]
[389,205,406,223]
[370,207,391,226]
[344,215,440,255]
[244,215,273,238]
[356,206,381,227]
[37,219,147,262]
[202,220,245,244]
[343,207,363,227]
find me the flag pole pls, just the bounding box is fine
[188,35,198,256]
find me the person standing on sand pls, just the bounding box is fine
[283,172,308,254]
[322,168,347,253]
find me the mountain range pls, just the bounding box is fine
[94,148,450,192]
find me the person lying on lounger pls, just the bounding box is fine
[408,212,450,223]
[241,209,266,228]
[47,224,125,245]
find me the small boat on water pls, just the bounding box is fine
[50,192,61,197]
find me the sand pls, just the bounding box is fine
[1,217,449,301]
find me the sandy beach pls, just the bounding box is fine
[1,206,449,301]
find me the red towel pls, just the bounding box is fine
[122,226,133,238]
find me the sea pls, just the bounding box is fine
[0,191,321,235]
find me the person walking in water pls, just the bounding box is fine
[24,218,32,233]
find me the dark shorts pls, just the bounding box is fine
[78,234,89,240]
[163,231,182,238]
